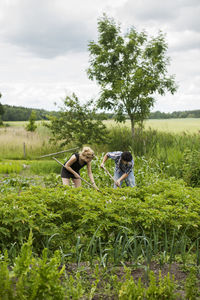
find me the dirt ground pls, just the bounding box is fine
[65,261,200,299]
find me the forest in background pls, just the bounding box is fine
[1,104,58,121]
[1,104,200,121]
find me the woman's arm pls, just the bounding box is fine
[87,161,98,188]
[65,155,80,179]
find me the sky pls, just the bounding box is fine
[0,0,200,113]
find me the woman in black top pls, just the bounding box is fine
[61,146,98,188]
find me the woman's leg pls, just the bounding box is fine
[62,178,71,185]
[72,178,82,188]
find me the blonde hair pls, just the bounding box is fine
[79,146,94,159]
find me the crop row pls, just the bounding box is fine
[0,178,200,259]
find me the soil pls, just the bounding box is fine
[64,261,200,299]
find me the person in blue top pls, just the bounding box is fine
[100,151,135,188]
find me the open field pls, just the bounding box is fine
[0,119,199,159]
[0,121,59,159]
[144,118,200,133]
[3,118,200,133]
[4,118,200,133]
[104,118,200,133]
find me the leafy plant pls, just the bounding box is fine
[88,14,177,138]
[0,251,14,299]
[26,110,37,132]
[45,93,108,147]
[185,267,199,299]
[119,269,176,299]
[181,149,200,187]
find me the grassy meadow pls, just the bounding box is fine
[145,118,200,133]
[104,118,200,134]
[0,121,59,159]
[0,118,199,160]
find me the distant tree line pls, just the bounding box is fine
[149,110,200,119]
[1,105,59,121]
[0,104,199,121]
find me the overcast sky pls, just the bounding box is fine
[0,0,199,113]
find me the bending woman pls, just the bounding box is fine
[61,146,98,189]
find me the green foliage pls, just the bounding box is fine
[87,14,177,135]
[17,248,65,299]
[13,230,34,277]
[105,126,200,187]
[30,160,61,175]
[0,174,37,193]
[0,178,200,298]
[149,109,200,119]
[0,105,4,117]
[181,149,200,187]
[42,173,61,187]
[0,179,200,260]
[119,270,176,299]
[185,267,200,299]
[1,240,188,300]
[2,104,59,121]
[107,125,132,152]
[0,161,23,174]
[45,93,108,147]
[0,100,4,126]
[0,232,66,300]
[1,102,200,122]
[26,110,37,132]
[0,251,14,299]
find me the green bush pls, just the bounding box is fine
[0,179,200,258]
[119,270,176,299]
[0,232,65,300]
[181,149,200,187]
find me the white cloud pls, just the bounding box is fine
[0,0,93,57]
[0,0,199,112]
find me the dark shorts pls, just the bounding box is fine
[61,167,80,179]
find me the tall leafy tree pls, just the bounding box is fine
[46,93,108,147]
[87,15,178,138]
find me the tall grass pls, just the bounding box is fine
[107,126,199,155]
[1,120,199,169]
[105,126,200,183]
[104,118,200,134]
[0,123,60,159]
[0,161,23,174]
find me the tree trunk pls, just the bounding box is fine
[130,118,135,140]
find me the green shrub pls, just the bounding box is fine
[185,267,200,299]
[119,269,176,299]
[0,179,200,259]
[0,232,66,300]
[0,174,39,194]
[181,149,200,187]
[0,251,14,299]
